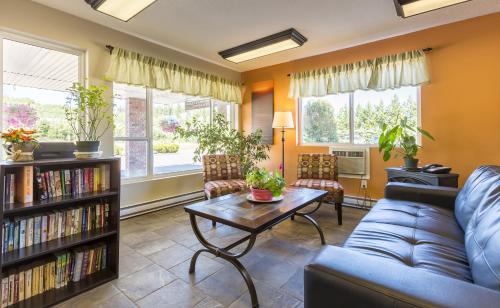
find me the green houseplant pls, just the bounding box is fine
[378,116,434,168]
[246,168,286,201]
[175,114,270,174]
[65,83,113,154]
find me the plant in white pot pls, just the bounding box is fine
[378,116,434,169]
[65,83,113,157]
[245,168,286,202]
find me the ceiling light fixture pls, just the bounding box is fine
[394,0,471,18]
[219,28,307,64]
[85,0,157,22]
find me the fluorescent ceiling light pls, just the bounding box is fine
[219,28,307,64]
[394,0,471,18]
[85,0,157,22]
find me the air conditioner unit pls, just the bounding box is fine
[329,146,370,179]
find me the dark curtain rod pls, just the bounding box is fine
[286,47,433,77]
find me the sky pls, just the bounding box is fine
[3,84,68,105]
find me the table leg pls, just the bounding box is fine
[292,200,326,245]
[188,214,260,307]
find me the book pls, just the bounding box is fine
[24,268,32,300]
[15,166,33,204]
[19,219,26,249]
[7,272,14,306]
[41,215,48,243]
[18,270,25,303]
[33,216,42,245]
[54,171,62,197]
[34,167,48,201]
[1,277,8,308]
[13,219,20,251]
[26,217,34,247]
[64,170,71,196]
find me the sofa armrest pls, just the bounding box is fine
[384,182,459,210]
[305,246,500,308]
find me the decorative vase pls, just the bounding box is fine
[75,141,101,152]
[3,142,37,161]
[404,157,419,169]
[251,187,273,201]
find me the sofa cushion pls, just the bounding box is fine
[455,165,500,230]
[344,199,472,282]
[204,179,247,199]
[464,167,500,290]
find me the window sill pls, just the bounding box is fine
[121,169,203,185]
[298,143,379,148]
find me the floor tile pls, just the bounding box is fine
[134,238,177,256]
[193,296,224,308]
[136,279,206,308]
[195,265,247,306]
[228,280,302,308]
[114,264,177,301]
[119,251,153,277]
[148,243,194,270]
[54,282,121,308]
[169,255,224,284]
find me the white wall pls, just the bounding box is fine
[0,0,240,210]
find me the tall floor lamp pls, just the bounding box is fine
[272,112,294,177]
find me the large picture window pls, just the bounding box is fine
[299,86,419,145]
[0,34,83,141]
[113,83,237,180]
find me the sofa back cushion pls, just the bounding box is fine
[463,166,500,290]
[202,154,243,182]
[455,166,500,230]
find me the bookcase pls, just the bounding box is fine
[0,157,120,307]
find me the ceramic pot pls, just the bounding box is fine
[251,187,273,201]
[404,157,419,169]
[75,141,100,152]
[3,142,37,161]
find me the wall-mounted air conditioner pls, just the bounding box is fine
[329,146,370,179]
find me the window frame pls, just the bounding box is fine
[113,84,239,182]
[297,87,421,147]
[0,29,86,137]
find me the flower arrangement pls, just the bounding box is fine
[246,168,286,201]
[1,128,38,145]
[1,128,39,161]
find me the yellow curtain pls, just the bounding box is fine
[105,47,242,104]
[289,49,429,98]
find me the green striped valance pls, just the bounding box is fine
[289,49,429,98]
[105,47,242,104]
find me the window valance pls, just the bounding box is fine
[289,49,429,98]
[105,47,242,104]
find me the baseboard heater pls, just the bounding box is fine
[342,195,378,209]
[120,190,205,219]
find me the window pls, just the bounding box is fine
[113,83,237,180]
[299,86,419,145]
[1,34,83,141]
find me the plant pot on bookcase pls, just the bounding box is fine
[64,83,113,159]
[1,129,39,161]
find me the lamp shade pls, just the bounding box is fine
[272,112,294,129]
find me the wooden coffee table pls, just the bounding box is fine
[184,187,328,308]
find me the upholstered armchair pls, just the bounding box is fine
[290,154,344,225]
[202,154,247,199]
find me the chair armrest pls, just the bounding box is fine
[304,246,500,308]
[384,182,459,210]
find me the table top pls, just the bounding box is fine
[184,187,327,233]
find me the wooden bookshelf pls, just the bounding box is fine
[0,157,120,308]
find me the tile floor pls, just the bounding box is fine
[56,203,366,308]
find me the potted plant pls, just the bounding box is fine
[64,83,113,155]
[1,128,39,161]
[246,168,286,201]
[378,116,434,169]
[175,114,270,175]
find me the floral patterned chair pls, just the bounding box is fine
[290,153,344,225]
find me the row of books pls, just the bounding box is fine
[2,202,110,254]
[1,243,108,307]
[3,164,111,204]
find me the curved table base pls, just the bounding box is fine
[187,198,326,308]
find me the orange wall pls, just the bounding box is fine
[241,13,500,199]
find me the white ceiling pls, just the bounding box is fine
[33,0,500,72]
